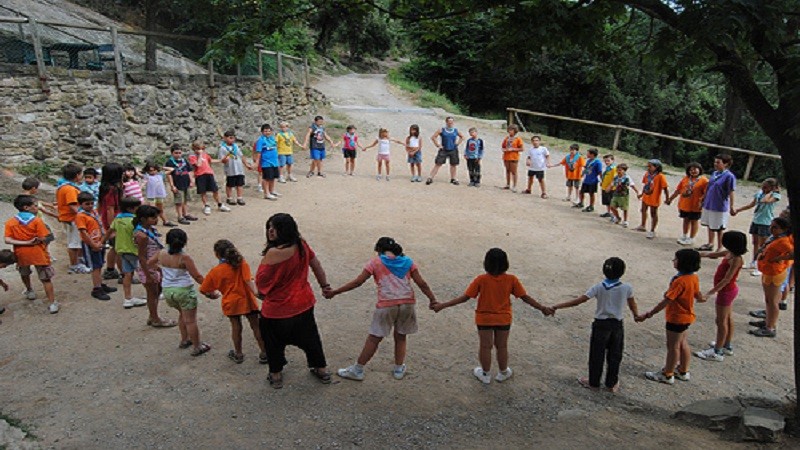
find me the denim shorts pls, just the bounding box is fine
[120,253,139,274]
[310,148,326,160]
[407,152,422,164]
[278,154,294,166]
[81,243,105,270]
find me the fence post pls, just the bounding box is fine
[277,52,283,86]
[257,50,263,81]
[612,126,622,151]
[28,19,49,94]
[507,109,514,128]
[743,154,755,181]
[303,57,309,89]
[110,26,126,104]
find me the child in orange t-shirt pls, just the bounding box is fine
[432,248,552,384]
[638,249,704,385]
[550,144,585,203]
[75,192,117,301]
[501,125,524,192]
[748,217,794,338]
[4,195,59,313]
[200,239,267,363]
[667,162,708,246]
[635,159,670,240]
[56,163,90,273]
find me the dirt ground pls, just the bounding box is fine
[0,73,796,449]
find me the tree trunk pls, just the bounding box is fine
[782,142,800,431]
[145,0,157,71]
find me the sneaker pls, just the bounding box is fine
[510,188,517,193]
[472,367,491,384]
[675,371,691,381]
[677,236,688,245]
[203,205,212,215]
[219,204,232,212]
[572,203,584,208]
[48,302,60,314]
[749,327,776,337]
[709,341,734,356]
[474,183,480,188]
[264,193,277,201]
[779,301,788,311]
[412,177,418,183]
[278,176,287,183]
[24,289,36,300]
[599,212,611,218]
[495,367,513,383]
[257,185,264,192]
[644,370,674,385]
[337,365,365,381]
[425,178,433,185]
[184,215,198,221]
[385,176,390,181]
[450,179,460,185]
[694,347,723,362]
[306,171,314,178]
[317,172,326,178]
[123,297,147,309]
[100,283,117,293]
[646,231,655,239]
[609,217,619,224]
[751,269,762,276]
[270,191,282,197]
[91,287,111,301]
[178,217,190,225]
[749,320,766,327]
[749,309,767,319]
[746,261,756,269]
[288,175,298,182]
[392,364,407,380]
[68,264,91,274]
[621,221,629,228]
[582,206,594,212]
[236,199,246,206]
[102,268,120,280]
[226,198,236,205]
[376,175,382,181]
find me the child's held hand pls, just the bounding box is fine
[431,302,445,313]
[730,209,738,216]
[203,290,221,299]
[541,306,555,316]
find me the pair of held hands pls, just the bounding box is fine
[426,302,557,316]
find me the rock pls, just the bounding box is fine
[18,113,36,123]
[674,398,742,431]
[738,407,785,443]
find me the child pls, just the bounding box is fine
[4,195,59,313]
[698,154,736,251]
[635,159,669,239]
[303,115,335,178]
[218,130,252,205]
[732,178,781,275]
[501,124,524,192]
[134,205,177,328]
[695,231,747,361]
[638,249,704,385]
[75,192,118,301]
[164,144,197,225]
[98,163,124,281]
[405,125,423,182]
[464,127,484,187]
[667,162,708,246]
[576,148,603,211]
[607,164,638,227]
[524,136,551,198]
[255,124,281,200]
[432,248,551,384]
[326,237,437,381]
[189,140,230,215]
[363,128,405,181]
[56,163,90,274]
[276,122,302,182]
[748,217,793,338]
[122,164,144,203]
[22,177,58,255]
[341,125,363,177]
[80,167,100,207]
[551,257,639,392]
[598,155,616,217]
[152,228,209,355]
[200,240,267,364]
[550,144,584,203]
[109,197,147,309]
[141,161,175,227]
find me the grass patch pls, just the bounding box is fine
[0,411,37,440]
[387,68,464,115]
[18,162,58,181]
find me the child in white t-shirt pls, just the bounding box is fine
[524,135,551,198]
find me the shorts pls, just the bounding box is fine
[762,271,789,287]
[679,210,702,220]
[163,286,198,311]
[278,154,294,166]
[749,223,771,237]
[601,190,612,206]
[18,264,54,281]
[310,148,326,160]
[715,286,739,307]
[701,209,728,231]
[81,243,105,270]
[225,175,246,188]
[227,310,260,319]
[195,174,218,194]
[61,221,82,249]
[120,253,139,274]
[580,183,598,194]
[369,304,418,337]
[342,149,357,159]
[528,170,545,180]
[434,149,459,166]
[407,152,422,164]
[610,195,629,210]
[146,197,165,205]
[665,322,690,333]
[173,188,190,205]
[376,153,390,162]
[781,267,793,293]
[565,179,580,188]
[477,324,512,331]
[260,167,280,180]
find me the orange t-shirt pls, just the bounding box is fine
[56,184,80,222]
[560,154,585,180]
[663,273,699,324]
[74,211,103,246]
[501,136,524,162]
[465,273,527,326]
[201,260,259,316]
[4,215,51,266]
[641,172,668,207]
[675,176,708,213]
[757,235,794,276]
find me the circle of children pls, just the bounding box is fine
[0,115,794,391]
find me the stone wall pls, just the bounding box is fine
[0,65,327,167]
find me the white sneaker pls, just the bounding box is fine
[337,365,365,381]
[392,364,407,380]
[256,185,264,192]
[495,367,513,382]
[386,176,390,181]
[621,221,629,228]
[219,204,231,212]
[278,176,287,183]
[609,217,619,224]
[264,194,277,201]
[376,175,382,181]
[68,264,91,274]
[694,347,723,361]
[123,297,147,309]
[746,261,756,269]
[24,289,36,300]
[473,367,491,384]
[48,302,60,314]
[709,341,734,356]
[270,191,282,197]
[288,175,298,182]
[675,371,691,381]
[646,231,655,239]
[644,370,674,385]
[203,205,212,215]
[751,269,762,276]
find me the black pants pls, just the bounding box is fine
[467,158,481,184]
[259,307,327,374]
[588,319,624,388]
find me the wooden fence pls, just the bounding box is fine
[507,107,780,181]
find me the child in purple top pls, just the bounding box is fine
[698,154,736,251]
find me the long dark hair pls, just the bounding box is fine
[99,163,123,207]
[166,229,187,255]
[214,239,243,268]
[133,205,159,228]
[262,213,304,257]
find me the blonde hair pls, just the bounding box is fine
[191,140,205,150]
[279,121,289,127]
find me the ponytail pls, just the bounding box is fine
[214,239,242,268]
[166,229,187,255]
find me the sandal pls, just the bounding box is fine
[227,350,244,364]
[268,373,283,389]
[147,318,177,328]
[178,340,192,349]
[258,353,269,365]
[541,193,548,199]
[522,189,531,194]
[633,226,647,232]
[191,342,212,356]
[749,327,776,338]
[163,221,178,228]
[310,368,332,384]
[696,244,714,251]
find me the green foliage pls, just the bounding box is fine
[18,162,57,180]
[387,69,464,114]
[0,411,37,440]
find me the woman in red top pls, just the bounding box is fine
[256,213,332,389]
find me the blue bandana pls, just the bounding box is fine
[379,254,413,279]
[602,278,621,289]
[15,211,36,225]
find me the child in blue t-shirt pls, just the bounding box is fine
[80,167,100,208]
[576,148,603,212]
[731,177,781,275]
[303,115,335,178]
[464,127,484,187]
[255,124,280,200]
